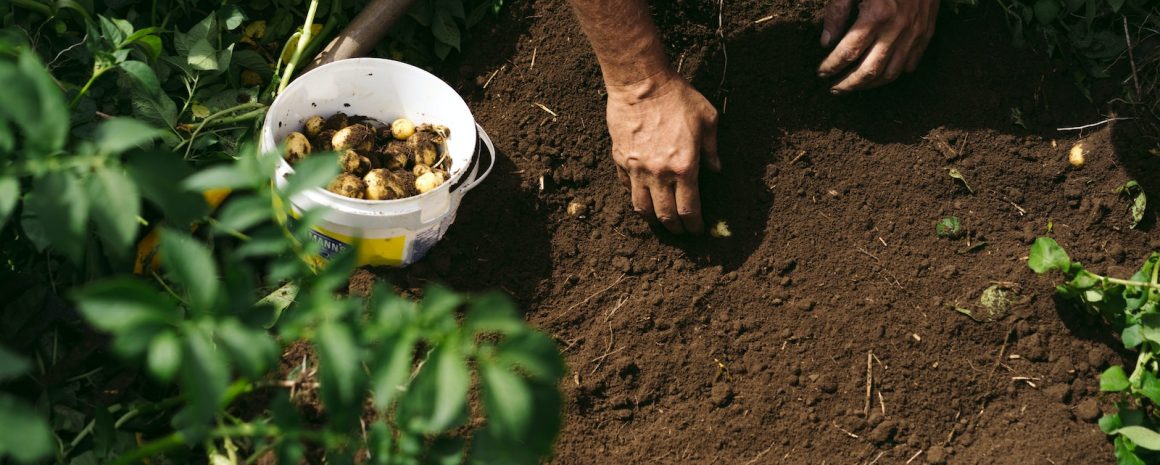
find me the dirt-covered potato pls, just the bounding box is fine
[408,138,438,166]
[313,129,336,151]
[415,170,445,194]
[412,164,431,177]
[391,118,415,140]
[364,169,408,201]
[283,132,311,164]
[304,115,325,138]
[323,112,348,131]
[339,149,372,176]
[327,173,366,199]
[381,141,411,170]
[416,123,450,142]
[332,124,375,152]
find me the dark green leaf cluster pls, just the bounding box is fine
[1029,237,1160,464]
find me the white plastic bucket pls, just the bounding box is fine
[259,58,496,267]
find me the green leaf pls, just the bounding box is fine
[280,153,339,198]
[188,39,220,71]
[183,164,255,191]
[371,329,418,409]
[119,61,177,127]
[481,362,533,439]
[216,319,275,378]
[87,166,141,252]
[1033,0,1061,24]
[93,118,162,153]
[0,394,53,463]
[1107,0,1126,12]
[1139,371,1160,405]
[935,216,963,239]
[73,278,178,333]
[219,4,246,30]
[1101,413,1124,434]
[465,292,525,335]
[398,336,469,433]
[419,286,464,331]
[1114,426,1160,450]
[0,346,29,382]
[1028,237,1071,274]
[176,327,229,429]
[0,176,18,229]
[1123,325,1144,348]
[427,436,464,465]
[160,229,220,313]
[0,51,67,156]
[1116,181,1146,229]
[1102,365,1131,392]
[317,322,364,428]
[496,331,565,381]
[409,0,434,26]
[26,170,88,262]
[214,195,270,234]
[430,9,461,50]
[1115,434,1147,465]
[147,330,182,383]
[125,152,205,225]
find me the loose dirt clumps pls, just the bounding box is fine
[351,1,1159,464]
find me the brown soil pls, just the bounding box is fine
[351,1,1160,464]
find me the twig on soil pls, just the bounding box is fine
[905,450,923,464]
[789,150,808,164]
[754,14,776,23]
[716,0,727,90]
[533,102,558,118]
[865,451,886,465]
[1012,376,1040,388]
[1125,17,1142,98]
[856,247,880,263]
[530,47,537,70]
[833,421,860,439]
[944,410,961,445]
[994,194,1027,216]
[878,391,886,416]
[864,352,873,416]
[482,66,503,89]
[989,326,1014,380]
[741,442,776,465]
[1056,117,1136,132]
[591,321,616,374]
[550,273,628,322]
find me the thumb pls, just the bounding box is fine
[701,116,720,172]
[822,0,854,48]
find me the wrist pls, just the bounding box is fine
[604,67,680,104]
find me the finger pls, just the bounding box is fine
[831,42,893,94]
[701,113,721,172]
[675,179,704,235]
[878,37,913,86]
[818,19,877,78]
[821,0,854,48]
[650,182,684,234]
[906,10,938,71]
[630,177,656,223]
[616,165,630,189]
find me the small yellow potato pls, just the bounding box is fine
[709,220,732,238]
[1069,142,1085,168]
[381,141,411,170]
[327,173,366,199]
[304,115,325,138]
[567,201,588,217]
[332,124,375,152]
[364,169,408,201]
[409,139,438,166]
[391,118,416,140]
[339,149,372,176]
[282,132,311,164]
[415,171,445,194]
[412,164,431,177]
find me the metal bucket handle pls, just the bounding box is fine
[450,124,496,194]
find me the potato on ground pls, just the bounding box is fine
[328,173,366,199]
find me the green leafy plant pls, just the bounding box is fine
[1,1,559,464]
[1116,180,1147,229]
[936,216,965,239]
[392,0,504,60]
[1029,237,1160,465]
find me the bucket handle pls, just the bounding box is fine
[451,124,496,194]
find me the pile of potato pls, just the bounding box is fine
[281,113,452,200]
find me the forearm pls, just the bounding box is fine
[567,0,674,98]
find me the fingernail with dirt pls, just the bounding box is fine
[821,30,831,47]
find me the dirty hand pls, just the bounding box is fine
[605,71,720,235]
[817,0,939,94]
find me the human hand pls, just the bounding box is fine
[817,0,939,94]
[605,71,719,234]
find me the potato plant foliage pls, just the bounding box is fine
[1029,237,1160,465]
[0,1,563,464]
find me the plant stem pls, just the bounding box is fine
[181,102,267,159]
[1100,275,1160,291]
[69,67,108,109]
[277,0,320,94]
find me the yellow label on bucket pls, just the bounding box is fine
[311,225,407,267]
